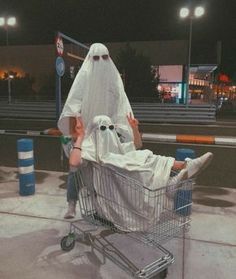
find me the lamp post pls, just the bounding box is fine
[7,74,14,104]
[0,16,17,45]
[179,6,205,105]
[0,16,17,103]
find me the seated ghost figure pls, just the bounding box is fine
[69,115,213,230]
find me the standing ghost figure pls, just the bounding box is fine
[58,43,133,140]
[58,44,136,220]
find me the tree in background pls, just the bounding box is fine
[115,44,158,102]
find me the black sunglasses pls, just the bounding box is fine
[100,125,115,131]
[93,54,109,61]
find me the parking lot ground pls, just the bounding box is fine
[0,166,236,279]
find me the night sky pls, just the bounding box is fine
[0,0,236,76]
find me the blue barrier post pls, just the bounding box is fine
[17,139,35,196]
[174,148,195,216]
[176,148,195,161]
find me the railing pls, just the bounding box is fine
[0,101,56,119]
[0,101,216,124]
[132,103,216,124]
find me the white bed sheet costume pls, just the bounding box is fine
[58,43,133,141]
[81,115,175,231]
[58,43,176,231]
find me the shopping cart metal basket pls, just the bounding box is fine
[61,162,194,278]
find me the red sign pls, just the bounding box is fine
[55,36,64,56]
[218,73,230,83]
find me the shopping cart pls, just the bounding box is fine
[61,162,194,278]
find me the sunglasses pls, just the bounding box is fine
[93,54,109,61]
[100,125,115,131]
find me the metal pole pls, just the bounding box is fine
[186,17,193,106]
[56,74,61,120]
[6,24,10,103]
[6,24,9,46]
[8,78,11,104]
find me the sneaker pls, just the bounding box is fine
[185,152,213,179]
[64,201,76,219]
[167,169,188,186]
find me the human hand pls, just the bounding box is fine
[73,117,85,141]
[127,112,142,149]
[127,112,139,130]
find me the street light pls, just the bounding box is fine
[179,6,205,105]
[0,16,17,45]
[0,16,17,103]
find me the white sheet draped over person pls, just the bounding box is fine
[57,42,213,226]
[82,116,175,187]
[58,42,142,220]
[79,115,176,231]
[57,43,133,141]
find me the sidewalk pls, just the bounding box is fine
[0,167,236,279]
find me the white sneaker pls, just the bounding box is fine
[64,201,76,219]
[167,169,188,186]
[185,152,213,179]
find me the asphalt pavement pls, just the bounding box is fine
[0,166,235,279]
[0,116,236,278]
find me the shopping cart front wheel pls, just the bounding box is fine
[61,233,76,252]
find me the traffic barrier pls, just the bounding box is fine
[0,128,61,136]
[1,128,236,146]
[43,128,62,136]
[142,133,236,146]
[17,138,35,196]
[0,129,42,135]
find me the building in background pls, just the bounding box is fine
[0,39,229,103]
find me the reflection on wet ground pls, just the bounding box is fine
[35,171,49,184]
[0,169,18,183]
[193,197,235,207]
[193,186,235,207]
[0,170,50,185]
[194,186,229,195]
[58,174,67,189]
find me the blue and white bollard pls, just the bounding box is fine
[17,138,35,196]
[176,148,196,161]
[174,148,195,216]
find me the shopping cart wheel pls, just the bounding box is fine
[61,234,76,252]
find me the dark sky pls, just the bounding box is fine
[0,0,236,75]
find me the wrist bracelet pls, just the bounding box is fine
[73,146,82,151]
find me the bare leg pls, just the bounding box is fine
[172,160,186,171]
[172,152,213,178]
